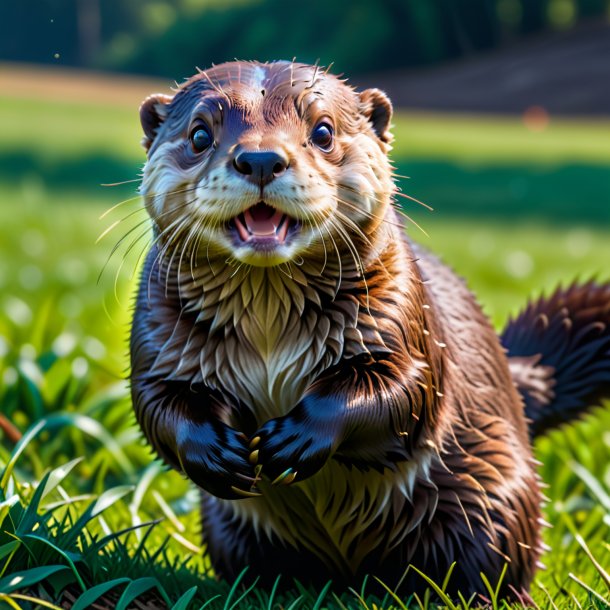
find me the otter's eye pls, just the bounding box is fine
[191,126,213,153]
[311,122,334,152]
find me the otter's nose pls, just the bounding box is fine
[232,150,289,185]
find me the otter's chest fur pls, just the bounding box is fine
[151,261,387,423]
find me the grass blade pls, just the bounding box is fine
[284,597,305,610]
[0,565,69,593]
[441,561,457,593]
[71,578,131,610]
[0,420,46,489]
[0,593,22,610]
[574,532,610,591]
[23,534,87,592]
[569,572,610,606]
[171,585,198,610]
[0,542,19,563]
[266,574,281,610]
[40,458,83,502]
[197,594,221,609]
[408,566,459,610]
[115,576,166,610]
[9,592,64,609]
[372,576,410,610]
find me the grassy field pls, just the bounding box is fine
[0,67,609,608]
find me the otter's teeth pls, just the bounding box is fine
[244,206,284,236]
[276,216,290,243]
[232,204,294,243]
[234,215,251,241]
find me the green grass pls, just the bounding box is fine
[391,112,610,164]
[0,97,141,161]
[1,81,609,608]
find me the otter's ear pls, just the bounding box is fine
[140,93,173,152]
[359,88,393,144]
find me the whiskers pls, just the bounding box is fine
[325,212,371,311]
[97,183,202,306]
[333,181,431,238]
[96,166,424,315]
[303,174,431,310]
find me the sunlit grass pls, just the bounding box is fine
[392,112,610,164]
[0,97,141,161]
[414,220,610,327]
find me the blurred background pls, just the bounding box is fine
[1,0,609,324]
[0,1,609,606]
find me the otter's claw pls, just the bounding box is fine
[251,395,341,484]
[283,471,297,485]
[272,468,296,486]
[230,485,263,498]
[176,419,255,499]
[271,468,297,485]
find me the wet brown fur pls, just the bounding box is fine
[128,61,610,600]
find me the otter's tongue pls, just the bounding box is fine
[243,202,284,236]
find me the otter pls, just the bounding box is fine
[130,60,610,600]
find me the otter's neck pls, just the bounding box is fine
[147,220,436,426]
[149,250,364,423]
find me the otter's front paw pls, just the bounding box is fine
[250,396,342,486]
[176,420,258,500]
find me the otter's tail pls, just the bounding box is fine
[501,281,610,439]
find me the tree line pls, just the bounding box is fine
[1,0,607,77]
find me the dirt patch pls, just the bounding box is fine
[353,20,610,117]
[0,61,169,107]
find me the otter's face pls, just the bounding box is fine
[139,61,394,268]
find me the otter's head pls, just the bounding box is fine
[139,61,394,269]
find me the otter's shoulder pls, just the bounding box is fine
[410,241,528,432]
[409,241,484,325]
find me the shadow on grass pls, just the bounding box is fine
[0,151,142,198]
[394,160,610,224]
[2,150,610,224]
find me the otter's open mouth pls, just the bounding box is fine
[228,202,299,246]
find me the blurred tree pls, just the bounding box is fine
[0,1,77,64]
[112,0,506,77]
[0,0,606,77]
[548,0,577,28]
[577,0,607,15]
[77,0,101,63]
[520,0,548,33]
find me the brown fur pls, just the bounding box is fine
[131,61,557,600]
